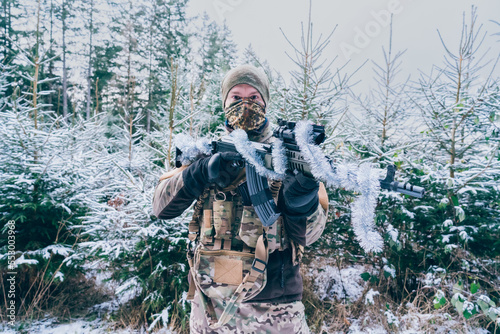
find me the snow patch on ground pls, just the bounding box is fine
[347,319,387,333]
[365,289,379,305]
[1,318,132,334]
[308,263,367,302]
[0,318,176,334]
[342,309,490,334]
[82,265,141,313]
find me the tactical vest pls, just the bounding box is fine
[186,177,287,329]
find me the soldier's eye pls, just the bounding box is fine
[250,95,258,100]
[232,95,241,100]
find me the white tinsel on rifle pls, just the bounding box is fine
[271,139,288,175]
[294,120,383,253]
[174,134,211,166]
[230,129,286,181]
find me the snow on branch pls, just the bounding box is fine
[173,134,211,166]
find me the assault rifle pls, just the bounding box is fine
[187,120,425,227]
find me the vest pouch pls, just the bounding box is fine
[213,199,233,240]
[238,206,263,248]
[194,246,266,301]
[200,209,214,244]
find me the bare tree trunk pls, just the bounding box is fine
[126,1,135,166]
[125,3,132,114]
[146,101,151,133]
[126,43,132,113]
[189,82,194,136]
[126,80,136,168]
[167,58,178,170]
[33,61,39,129]
[146,1,156,133]
[86,0,93,120]
[2,0,6,60]
[129,107,133,164]
[62,0,68,121]
[301,1,313,120]
[94,77,99,117]
[56,87,61,117]
[381,20,393,148]
[33,0,40,130]
[146,35,152,133]
[48,0,54,107]
[32,0,41,180]
[450,50,463,180]
[2,0,12,62]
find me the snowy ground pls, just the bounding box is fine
[303,258,494,334]
[2,317,491,334]
[0,318,175,334]
[1,318,138,334]
[2,262,493,333]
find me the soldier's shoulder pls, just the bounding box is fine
[159,165,188,181]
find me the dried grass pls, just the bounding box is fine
[301,256,498,334]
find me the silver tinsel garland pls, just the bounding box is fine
[294,120,383,253]
[230,129,285,181]
[271,138,287,176]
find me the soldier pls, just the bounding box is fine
[152,64,328,333]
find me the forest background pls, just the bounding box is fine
[0,0,500,333]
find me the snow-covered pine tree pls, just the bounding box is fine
[77,95,193,331]
[276,12,351,130]
[136,0,192,133]
[0,0,23,73]
[348,19,412,164]
[341,20,420,290]
[187,14,238,137]
[148,13,239,167]
[0,43,115,318]
[403,8,500,290]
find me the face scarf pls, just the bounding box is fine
[225,98,266,131]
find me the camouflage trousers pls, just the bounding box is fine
[189,292,310,334]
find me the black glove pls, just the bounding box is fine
[281,171,319,217]
[209,152,244,188]
[279,172,319,247]
[182,152,243,198]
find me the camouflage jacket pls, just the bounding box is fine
[152,123,328,303]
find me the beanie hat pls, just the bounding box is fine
[221,64,270,107]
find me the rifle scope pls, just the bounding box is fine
[274,119,325,146]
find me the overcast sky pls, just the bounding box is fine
[186,0,500,94]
